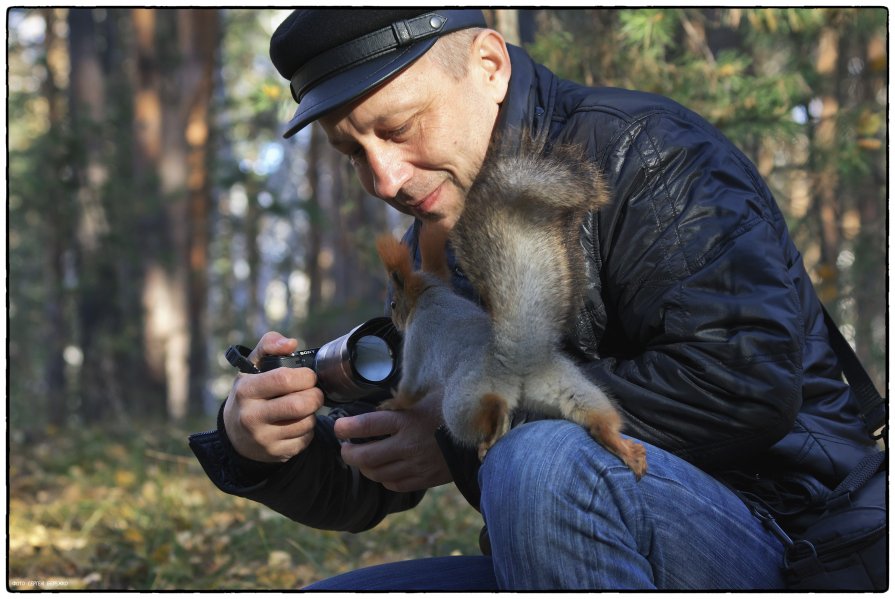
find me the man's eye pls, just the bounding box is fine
[348,146,365,165]
[388,124,410,140]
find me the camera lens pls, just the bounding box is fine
[352,335,394,382]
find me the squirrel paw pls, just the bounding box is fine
[378,390,421,412]
[473,393,510,462]
[583,410,648,480]
[616,438,648,480]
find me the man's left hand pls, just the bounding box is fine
[334,393,451,493]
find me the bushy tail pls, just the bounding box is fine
[469,140,609,216]
[450,139,611,370]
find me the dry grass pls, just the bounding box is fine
[8,423,483,590]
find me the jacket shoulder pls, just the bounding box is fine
[552,84,734,168]
[556,83,684,123]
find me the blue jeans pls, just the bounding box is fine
[306,421,785,590]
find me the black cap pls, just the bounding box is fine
[270,8,487,138]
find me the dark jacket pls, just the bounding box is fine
[190,46,878,535]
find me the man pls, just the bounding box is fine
[190,9,880,590]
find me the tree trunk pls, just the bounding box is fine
[139,8,219,421]
[305,123,325,333]
[68,9,110,254]
[244,177,263,338]
[811,25,842,306]
[40,8,71,427]
[181,9,219,417]
[494,9,521,46]
[846,27,887,391]
[131,8,171,419]
[68,8,115,422]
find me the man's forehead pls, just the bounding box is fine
[318,63,430,135]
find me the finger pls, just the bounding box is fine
[268,412,318,439]
[266,428,316,462]
[262,388,325,423]
[357,457,412,484]
[237,402,317,451]
[237,366,318,400]
[382,477,427,494]
[339,433,406,470]
[349,450,432,493]
[333,411,401,442]
[248,331,299,363]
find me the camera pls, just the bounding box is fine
[226,317,402,407]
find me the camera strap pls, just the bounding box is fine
[820,305,886,441]
[226,344,260,374]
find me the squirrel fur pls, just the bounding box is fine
[376,222,492,412]
[376,140,647,478]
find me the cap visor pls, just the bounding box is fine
[282,38,437,138]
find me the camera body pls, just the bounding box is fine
[258,348,318,371]
[255,317,402,407]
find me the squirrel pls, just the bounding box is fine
[375,139,647,479]
[375,221,492,416]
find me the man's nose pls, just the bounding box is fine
[368,148,412,200]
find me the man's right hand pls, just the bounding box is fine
[223,331,324,462]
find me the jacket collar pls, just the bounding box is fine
[492,45,559,153]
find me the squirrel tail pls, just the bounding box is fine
[470,140,609,216]
[451,139,610,369]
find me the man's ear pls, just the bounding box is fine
[471,29,511,104]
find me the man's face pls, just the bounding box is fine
[319,32,509,229]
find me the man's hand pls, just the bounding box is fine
[223,332,324,462]
[334,391,452,493]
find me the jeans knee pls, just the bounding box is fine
[479,420,610,529]
[478,420,636,586]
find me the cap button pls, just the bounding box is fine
[429,16,443,29]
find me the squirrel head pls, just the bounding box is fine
[375,234,418,330]
[375,221,451,331]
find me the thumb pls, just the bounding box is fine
[249,331,298,363]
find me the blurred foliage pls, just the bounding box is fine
[5,7,888,591]
[8,6,886,429]
[8,425,482,590]
[527,7,887,391]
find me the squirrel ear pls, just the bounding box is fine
[375,234,413,283]
[419,221,451,282]
[390,270,405,290]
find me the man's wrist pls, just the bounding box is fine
[216,400,285,483]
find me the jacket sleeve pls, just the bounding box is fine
[188,401,425,533]
[573,109,804,471]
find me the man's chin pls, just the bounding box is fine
[416,209,459,227]
[420,211,462,231]
[418,211,443,223]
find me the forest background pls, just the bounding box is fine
[7,7,889,591]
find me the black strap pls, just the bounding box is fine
[225,344,259,374]
[290,10,487,102]
[831,450,885,499]
[746,305,886,551]
[822,305,886,440]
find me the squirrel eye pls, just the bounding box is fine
[390,300,397,310]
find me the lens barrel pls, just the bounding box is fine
[256,317,401,405]
[314,317,401,403]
